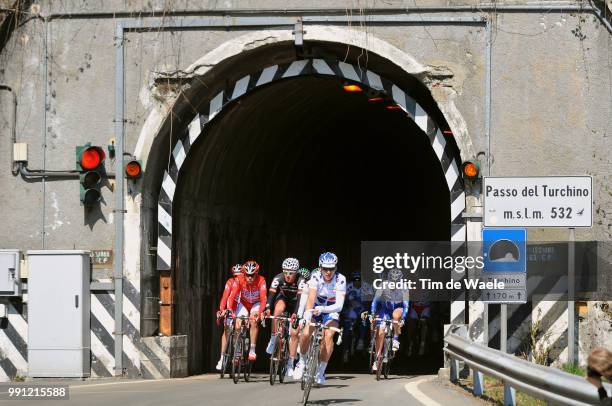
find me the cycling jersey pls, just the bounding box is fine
[228,274,267,316]
[266,273,305,311]
[298,270,347,321]
[218,277,240,312]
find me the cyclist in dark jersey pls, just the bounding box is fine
[264,257,305,377]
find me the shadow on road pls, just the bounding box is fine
[306,399,361,405]
[325,375,356,381]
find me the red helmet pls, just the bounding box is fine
[231,264,242,276]
[242,260,260,275]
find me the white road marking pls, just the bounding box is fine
[404,376,443,406]
[69,374,217,390]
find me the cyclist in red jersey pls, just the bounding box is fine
[227,260,267,361]
[215,264,242,371]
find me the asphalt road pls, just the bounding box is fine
[0,373,485,406]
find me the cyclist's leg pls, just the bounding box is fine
[293,313,315,379]
[289,325,300,359]
[220,322,228,354]
[375,305,389,357]
[266,299,286,354]
[391,307,403,351]
[317,314,339,382]
[247,303,260,359]
[319,314,339,363]
[392,307,403,335]
[273,298,287,328]
[299,314,314,359]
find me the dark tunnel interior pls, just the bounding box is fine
[171,76,451,375]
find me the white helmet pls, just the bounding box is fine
[282,257,300,271]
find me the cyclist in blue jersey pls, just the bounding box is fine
[368,268,409,372]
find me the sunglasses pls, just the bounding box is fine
[321,267,336,273]
[245,274,255,279]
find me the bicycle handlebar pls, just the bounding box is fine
[371,318,402,324]
[265,316,292,321]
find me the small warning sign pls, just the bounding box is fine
[92,250,113,269]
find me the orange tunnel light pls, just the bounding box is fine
[343,84,363,92]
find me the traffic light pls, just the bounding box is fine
[124,159,142,179]
[461,160,481,180]
[76,144,106,206]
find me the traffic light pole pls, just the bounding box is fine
[113,23,125,377]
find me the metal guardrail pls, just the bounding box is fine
[444,332,612,406]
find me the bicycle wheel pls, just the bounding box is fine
[221,327,234,379]
[232,336,243,384]
[375,353,383,381]
[368,338,376,374]
[278,337,288,384]
[269,335,280,385]
[384,336,392,379]
[245,359,252,382]
[302,344,318,405]
[375,336,384,381]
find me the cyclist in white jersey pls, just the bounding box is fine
[292,252,346,385]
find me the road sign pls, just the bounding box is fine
[482,289,527,304]
[483,176,592,227]
[482,228,527,303]
[483,228,527,273]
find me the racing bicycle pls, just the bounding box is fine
[219,312,235,379]
[266,314,292,385]
[301,321,343,405]
[231,315,254,384]
[366,316,402,381]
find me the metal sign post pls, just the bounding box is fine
[568,227,575,365]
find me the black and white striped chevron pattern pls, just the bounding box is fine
[156,58,466,272]
[0,276,169,381]
[0,302,27,381]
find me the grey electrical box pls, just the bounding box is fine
[0,249,21,296]
[27,250,91,378]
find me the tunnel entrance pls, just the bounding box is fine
[171,73,453,375]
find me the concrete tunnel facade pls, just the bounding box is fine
[135,31,468,376]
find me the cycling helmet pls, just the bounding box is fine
[388,268,403,282]
[350,271,361,281]
[242,260,260,275]
[282,257,300,271]
[298,267,311,280]
[318,252,338,269]
[231,264,242,276]
[312,267,319,275]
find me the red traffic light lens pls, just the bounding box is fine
[125,161,142,178]
[462,162,479,178]
[81,147,105,170]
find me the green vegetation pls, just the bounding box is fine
[561,363,586,377]
[482,376,547,406]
